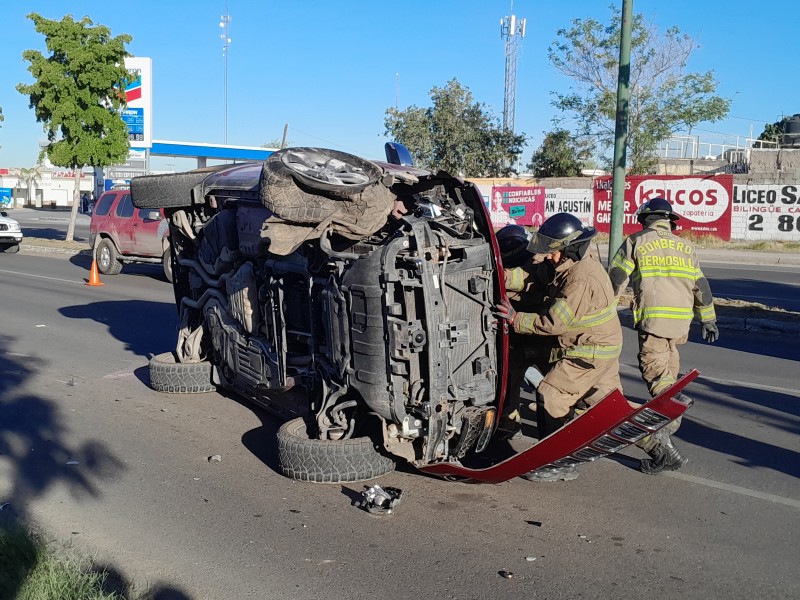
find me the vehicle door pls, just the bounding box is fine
[131,207,166,257]
[89,192,118,243]
[113,193,137,254]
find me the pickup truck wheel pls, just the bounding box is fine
[95,239,123,275]
[130,171,212,209]
[277,417,395,484]
[162,247,173,283]
[149,352,215,394]
[2,244,20,254]
[259,147,383,223]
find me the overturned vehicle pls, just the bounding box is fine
[131,145,695,484]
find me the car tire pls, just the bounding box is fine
[162,247,173,283]
[95,239,123,275]
[259,147,383,223]
[149,352,215,394]
[2,244,20,254]
[131,172,211,209]
[277,417,395,484]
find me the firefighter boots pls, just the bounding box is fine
[640,429,688,475]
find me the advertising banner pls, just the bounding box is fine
[732,183,800,240]
[489,185,545,229]
[593,175,733,240]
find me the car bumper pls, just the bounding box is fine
[418,370,699,483]
[0,233,22,245]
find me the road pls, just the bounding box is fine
[0,253,798,600]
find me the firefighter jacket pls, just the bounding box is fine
[505,262,556,359]
[608,219,716,339]
[509,254,622,363]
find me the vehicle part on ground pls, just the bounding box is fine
[418,370,699,483]
[356,484,404,514]
[149,352,215,394]
[95,238,123,275]
[277,417,395,483]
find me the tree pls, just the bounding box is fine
[384,79,526,177]
[17,13,131,242]
[18,165,43,208]
[548,6,730,174]
[527,129,591,177]
[757,116,790,148]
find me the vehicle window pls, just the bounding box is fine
[115,194,135,218]
[93,194,115,216]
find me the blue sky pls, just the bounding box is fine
[0,0,796,171]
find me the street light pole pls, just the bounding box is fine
[219,2,232,145]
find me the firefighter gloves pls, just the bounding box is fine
[701,321,719,344]
[495,298,517,322]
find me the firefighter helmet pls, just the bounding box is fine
[496,224,532,268]
[637,197,680,223]
[527,213,596,255]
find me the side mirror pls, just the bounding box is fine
[385,142,414,167]
[142,209,161,221]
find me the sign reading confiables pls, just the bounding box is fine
[593,175,733,240]
[489,186,546,229]
[123,57,152,149]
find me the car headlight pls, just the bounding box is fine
[8,223,20,232]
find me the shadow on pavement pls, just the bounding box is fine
[59,300,178,358]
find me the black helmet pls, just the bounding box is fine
[637,197,680,224]
[527,213,596,255]
[496,225,532,268]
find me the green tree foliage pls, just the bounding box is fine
[548,6,730,174]
[527,129,591,177]
[757,116,791,148]
[17,13,131,241]
[384,79,526,177]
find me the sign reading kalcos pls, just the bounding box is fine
[122,57,152,149]
[593,175,733,240]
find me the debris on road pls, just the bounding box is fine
[525,556,537,562]
[66,460,79,465]
[499,570,514,579]
[207,454,222,463]
[525,520,543,527]
[356,484,404,515]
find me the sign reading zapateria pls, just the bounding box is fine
[593,175,733,240]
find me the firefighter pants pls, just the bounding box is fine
[636,331,688,451]
[537,357,621,419]
[637,331,689,396]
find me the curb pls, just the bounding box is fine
[20,244,91,258]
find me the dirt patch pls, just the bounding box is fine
[21,237,90,251]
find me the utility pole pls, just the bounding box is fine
[609,0,632,266]
[219,2,232,145]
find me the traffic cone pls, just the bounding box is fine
[85,259,105,286]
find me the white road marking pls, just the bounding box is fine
[0,268,83,285]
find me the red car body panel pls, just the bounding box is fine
[418,369,700,483]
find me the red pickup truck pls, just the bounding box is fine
[89,189,172,281]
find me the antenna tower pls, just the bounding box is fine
[500,13,526,133]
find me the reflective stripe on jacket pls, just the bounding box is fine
[609,220,716,338]
[511,255,622,362]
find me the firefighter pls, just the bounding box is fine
[608,197,719,475]
[496,213,623,482]
[495,224,555,439]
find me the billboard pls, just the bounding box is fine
[489,185,545,229]
[593,175,733,240]
[123,57,153,149]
